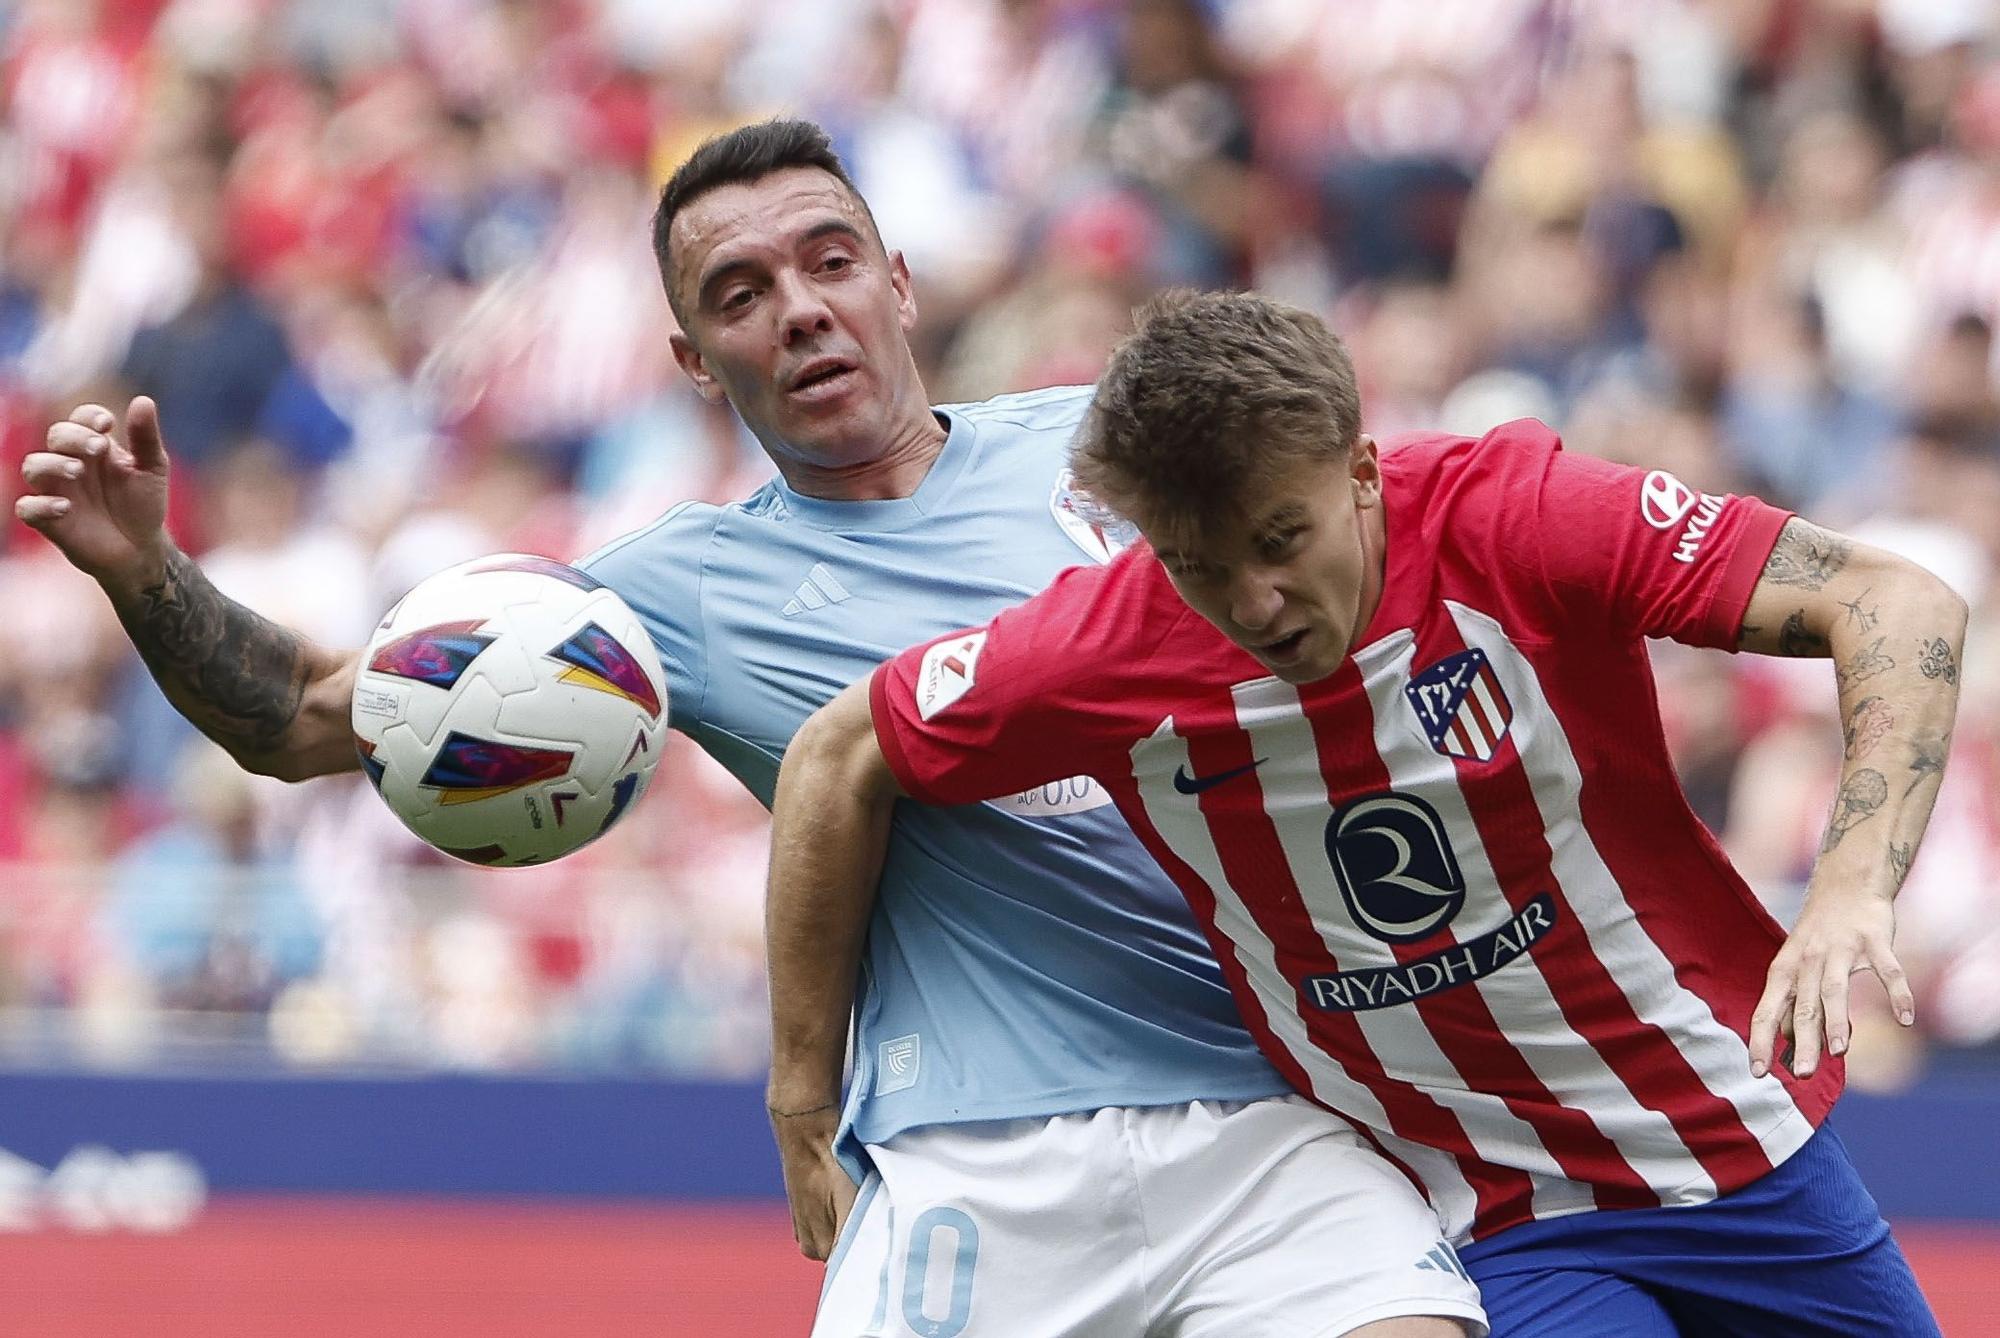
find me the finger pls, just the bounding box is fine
[67,403,114,432]
[1819,951,1857,1059]
[15,494,72,526]
[831,1173,860,1237]
[43,421,108,460]
[1748,963,1796,1077]
[1870,939,1917,1028]
[21,451,87,488]
[1790,966,1825,1077]
[125,395,168,470]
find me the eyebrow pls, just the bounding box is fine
[695,218,869,310]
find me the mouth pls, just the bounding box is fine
[788,358,858,398]
[1255,629,1310,665]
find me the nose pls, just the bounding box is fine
[1226,566,1283,633]
[775,270,834,345]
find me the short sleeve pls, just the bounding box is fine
[1520,433,1792,648]
[574,501,714,731]
[871,569,1116,806]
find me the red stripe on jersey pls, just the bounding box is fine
[1103,766,1426,1193]
[1158,672,1526,1227]
[1430,622,1773,1207]
[1299,667,1656,1224]
[1569,651,1841,1149]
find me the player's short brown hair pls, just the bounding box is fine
[652,118,878,323]
[1073,289,1362,545]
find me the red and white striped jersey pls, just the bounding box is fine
[871,420,1838,1243]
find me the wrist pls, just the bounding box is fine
[101,537,173,604]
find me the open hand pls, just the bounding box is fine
[1749,888,1914,1080]
[17,397,172,591]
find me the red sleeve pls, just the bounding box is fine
[869,565,1120,806]
[1495,424,1791,648]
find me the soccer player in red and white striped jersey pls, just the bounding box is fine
[771,290,1963,1333]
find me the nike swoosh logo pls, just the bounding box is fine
[1173,759,1265,795]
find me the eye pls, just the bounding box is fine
[819,254,853,274]
[720,287,756,312]
[1258,527,1304,560]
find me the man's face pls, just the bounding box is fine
[1150,441,1382,685]
[667,167,922,468]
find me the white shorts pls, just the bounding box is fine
[813,1095,1486,1338]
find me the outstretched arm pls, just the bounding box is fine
[765,677,904,1259]
[1735,518,1968,1077]
[18,399,360,781]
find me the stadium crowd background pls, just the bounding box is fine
[1,0,1998,1092]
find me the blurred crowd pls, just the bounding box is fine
[1,0,1999,1085]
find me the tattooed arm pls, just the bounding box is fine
[1735,518,1968,1079]
[18,399,360,781]
[111,547,362,780]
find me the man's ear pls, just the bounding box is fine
[890,251,918,333]
[671,331,726,403]
[1349,435,1382,508]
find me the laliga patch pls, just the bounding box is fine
[916,632,986,721]
[353,684,408,723]
[1050,469,1139,564]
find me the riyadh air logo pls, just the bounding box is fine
[1325,793,1467,943]
[1306,790,1566,1012]
[916,633,986,721]
[875,1034,921,1095]
[1050,469,1139,564]
[1405,648,1513,763]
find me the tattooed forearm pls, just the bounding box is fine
[112,547,310,755]
[1779,610,1828,657]
[1888,840,1915,889]
[1835,637,1896,692]
[1905,732,1950,798]
[1916,637,1959,685]
[1761,518,1853,592]
[1820,768,1889,854]
[1842,696,1893,761]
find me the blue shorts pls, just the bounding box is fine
[1459,1123,1939,1336]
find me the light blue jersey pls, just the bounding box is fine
[578,385,1284,1159]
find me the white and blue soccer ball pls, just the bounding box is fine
[350,554,669,867]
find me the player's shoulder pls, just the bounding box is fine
[1380,418,1563,488]
[574,499,723,576]
[1381,418,1566,530]
[940,383,1095,436]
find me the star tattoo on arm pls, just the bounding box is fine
[1761,519,1853,592]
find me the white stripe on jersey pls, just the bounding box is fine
[1448,603,1819,1180]
[1128,715,1483,1235]
[1228,670,1589,1225]
[1354,633,1715,1203]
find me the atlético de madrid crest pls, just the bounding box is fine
[1050,470,1139,564]
[1405,648,1513,763]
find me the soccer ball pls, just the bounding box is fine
[351,554,669,867]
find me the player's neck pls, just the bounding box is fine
[1353,500,1388,639]
[774,410,950,502]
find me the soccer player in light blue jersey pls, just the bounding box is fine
[21,121,1482,1337]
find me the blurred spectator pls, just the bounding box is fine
[2,0,2000,1084]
